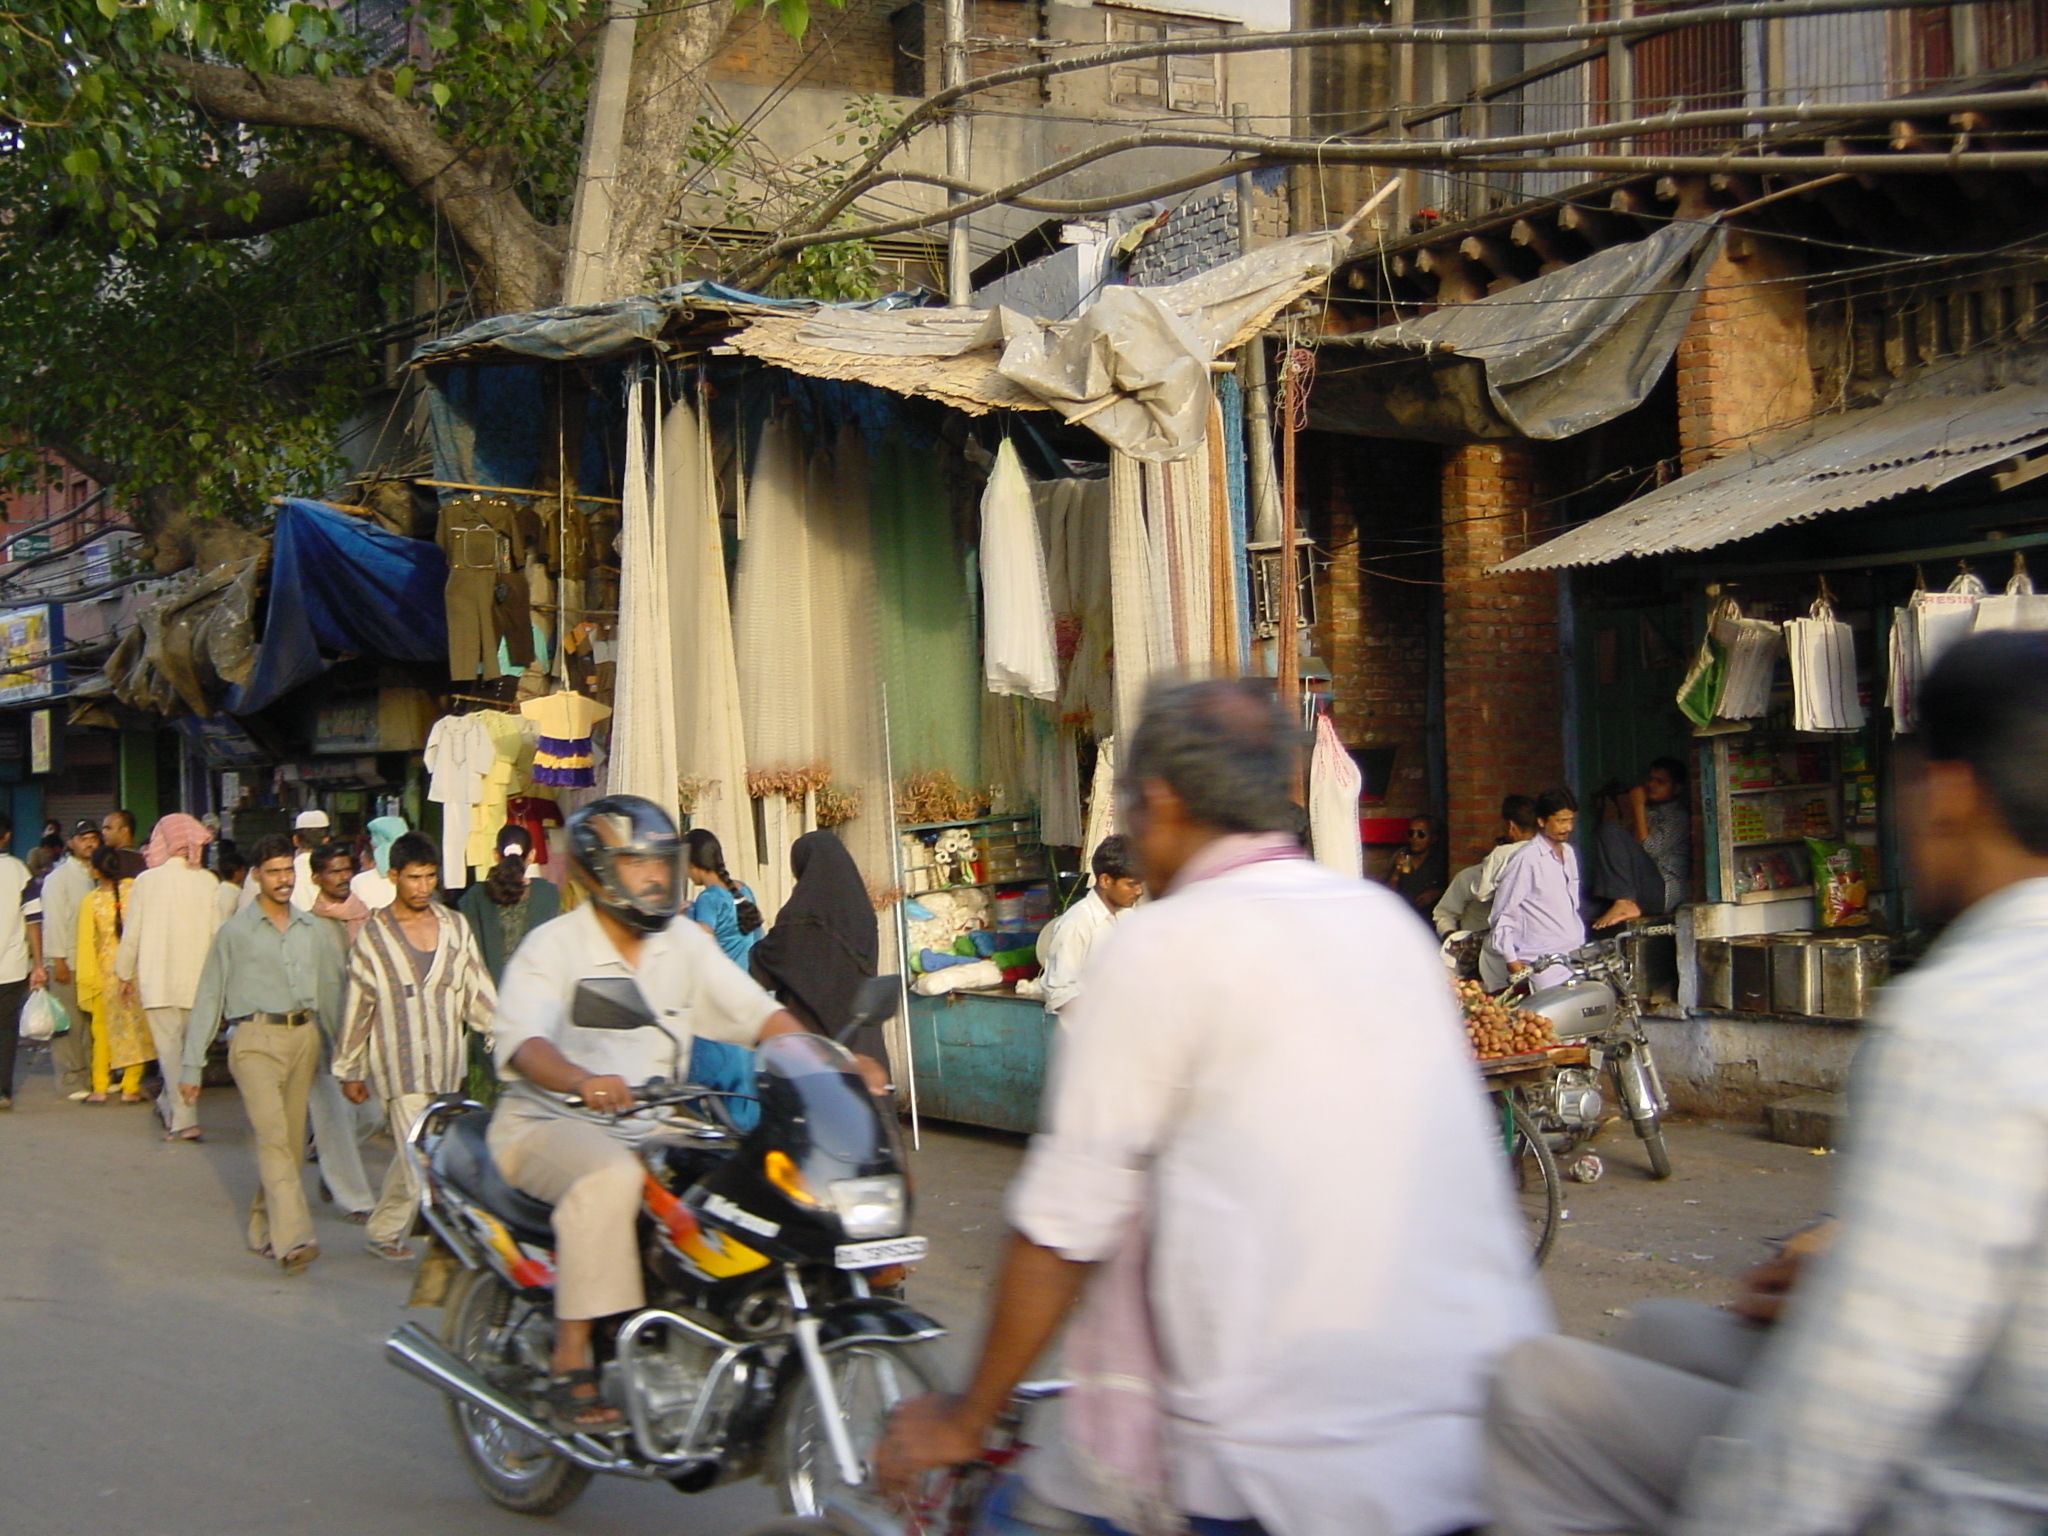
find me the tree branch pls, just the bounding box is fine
[147,160,332,242]
[162,57,562,309]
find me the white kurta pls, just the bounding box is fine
[115,857,229,1010]
[1035,889,1122,1015]
[1011,837,1550,1536]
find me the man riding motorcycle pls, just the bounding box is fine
[486,795,882,1431]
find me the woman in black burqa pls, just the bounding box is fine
[749,831,887,1074]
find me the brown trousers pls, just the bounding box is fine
[228,1019,321,1258]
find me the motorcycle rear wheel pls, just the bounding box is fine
[1504,1098,1564,1267]
[770,1338,951,1515]
[442,1267,594,1516]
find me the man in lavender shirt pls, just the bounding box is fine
[1481,788,1585,990]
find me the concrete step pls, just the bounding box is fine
[1765,1091,1846,1150]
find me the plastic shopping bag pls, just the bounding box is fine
[19,987,69,1041]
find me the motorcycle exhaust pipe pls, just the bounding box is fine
[384,1322,631,1475]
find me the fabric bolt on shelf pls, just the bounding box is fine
[911,958,1005,997]
[980,440,1060,702]
[226,499,448,715]
[607,375,682,807]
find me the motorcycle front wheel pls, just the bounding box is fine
[770,1338,950,1515]
[1612,1052,1674,1181]
[442,1267,594,1515]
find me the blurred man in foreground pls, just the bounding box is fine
[1487,630,2048,1536]
[879,678,1548,1536]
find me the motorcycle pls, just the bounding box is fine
[1507,937,1674,1181]
[384,976,948,1517]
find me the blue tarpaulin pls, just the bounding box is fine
[226,499,449,714]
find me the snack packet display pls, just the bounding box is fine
[1806,837,1870,927]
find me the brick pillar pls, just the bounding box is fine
[1677,234,1813,471]
[1441,442,1565,867]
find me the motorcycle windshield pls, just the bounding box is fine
[756,1032,881,1165]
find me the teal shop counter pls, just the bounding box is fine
[906,989,1052,1134]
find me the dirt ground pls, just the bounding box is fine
[899,1113,1839,1345]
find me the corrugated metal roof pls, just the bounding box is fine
[1496,383,2048,572]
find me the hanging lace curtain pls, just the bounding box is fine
[608,375,681,805]
[980,440,1060,701]
[1308,713,1363,877]
[813,428,891,899]
[662,381,757,899]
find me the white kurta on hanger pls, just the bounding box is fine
[980,439,1060,701]
[1308,714,1363,878]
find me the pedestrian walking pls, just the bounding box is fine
[37,819,100,1103]
[750,830,882,1065]
[116,812,228,1142]
[303,841,377,1222]
[336,833,496,1263]
[98,809,146,881]
[0,811,47,1111]
[75,845,150,1103]
[181,836,346,1275]
[682,828,761,969]
[457,825,560,983]
[1035,833,1142,1016]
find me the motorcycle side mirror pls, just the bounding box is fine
[571,976,659,1032]
[835,975,902,1047]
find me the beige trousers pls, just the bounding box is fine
[145,1006,198,1134]
[490,1116,645,1321]
[366,1092,433,1248]
[228,1019,321,1259]
[49,975,91,1095]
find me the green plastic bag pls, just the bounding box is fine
[20,988,70,1041]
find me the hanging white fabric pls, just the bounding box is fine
[1307,714,1363,878]
[607,375,681,803]
[980,440,1060,701]
[1786,593,1865,732]
[1887,603,1921,735]
[1971,559,2048,633]
[1083,735,1118,869]
[663,384,757,897]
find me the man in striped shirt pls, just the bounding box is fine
[336,832,496,1263]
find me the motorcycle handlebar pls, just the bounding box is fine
[563,1078,746,1113]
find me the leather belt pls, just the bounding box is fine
[235,1010,314,1027]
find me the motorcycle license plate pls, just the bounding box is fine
[834,1236,928,1270]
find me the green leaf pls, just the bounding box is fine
[775,0,809,37]
[61,147,103,179]
[393,63,416,98]
[430,81,451,109]
[262,9,292,50]
[95,0,119,17]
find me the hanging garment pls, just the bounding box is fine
[1035,472,1115,737]
[980,440,1060,701]
[1888,603,1921,735]
[1787,596,1865,732]
[425,713,496,888]
[1083,735,1118,870]
[522,691,610,790]
[468,711,536,877]
[1308,714,1364,878]
[664,386,757,902]
[608,376,682,807]
[439,495,522,682]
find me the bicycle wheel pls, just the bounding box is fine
[1503,1097,1564,1267]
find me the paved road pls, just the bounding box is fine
[0,1044,1831,1536]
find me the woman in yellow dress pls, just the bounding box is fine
[76,844,151,1103]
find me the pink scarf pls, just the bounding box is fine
[1064,832,1304,1536]
[143,813,212,870]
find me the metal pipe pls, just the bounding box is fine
[943,0,972,305]
[383,1323,655,1477]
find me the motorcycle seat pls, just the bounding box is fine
[432,1110,559,1244]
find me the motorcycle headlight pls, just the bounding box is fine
[827,1175,906,1239]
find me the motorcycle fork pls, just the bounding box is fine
[784,1265,866,1489]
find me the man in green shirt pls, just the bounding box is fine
[182,834,346,1276]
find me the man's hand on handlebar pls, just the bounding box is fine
[575,1074,635,1115]
[875,1393,981,1500]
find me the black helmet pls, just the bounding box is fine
[566,795,684,933]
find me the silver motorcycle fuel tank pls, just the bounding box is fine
[1520,978,1617,1040]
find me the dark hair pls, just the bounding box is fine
[388,832,441,879]
[90,842,126,884]
[685,828,762,933]
[1407,813,1442,840]
[250,833,295,869]
[1921,632,2048,855]
[217,847,248,884]
[1120,678,1301,835]
[1501,794,1538,831]
[485,825,533,907]
[1535,787,1578,820]
[310,840,354,875]
[1646,756,1690,790]
[0,811,13,839]
[106,808,136,835]
[1091,833,1139,881]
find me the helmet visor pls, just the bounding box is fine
[576,801,685,926]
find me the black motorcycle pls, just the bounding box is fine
[384,977,947,1517]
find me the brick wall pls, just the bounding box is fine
[1676,233,1814,471]
[1441,441,1565,868]
[712,0,907,94]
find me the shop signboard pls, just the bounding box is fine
[29,709,51,775]
[313,694,381,754]
[8,532,51,562]
[0,606,57,705]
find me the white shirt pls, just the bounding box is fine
[39,854,94,962]
[115,857,227,1010]
[490,903,781,1140]
[351,869,395,910]
[1011,836,1549,1536]
[0,854,34,984]
[1036,889,1124,1014]
[1434,839,1534,937]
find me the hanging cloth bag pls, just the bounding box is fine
[1712,602,1783,721]
[1787,593,1865,732]
[1677,596,1736,727]
[1972,558,2048,634]
[1912,568,1987,675]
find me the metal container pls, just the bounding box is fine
[1696,937,1733,1011]
[1818,935,1892,1020]
[1769,934,1821,1016]
[1729,936,1774,1013]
